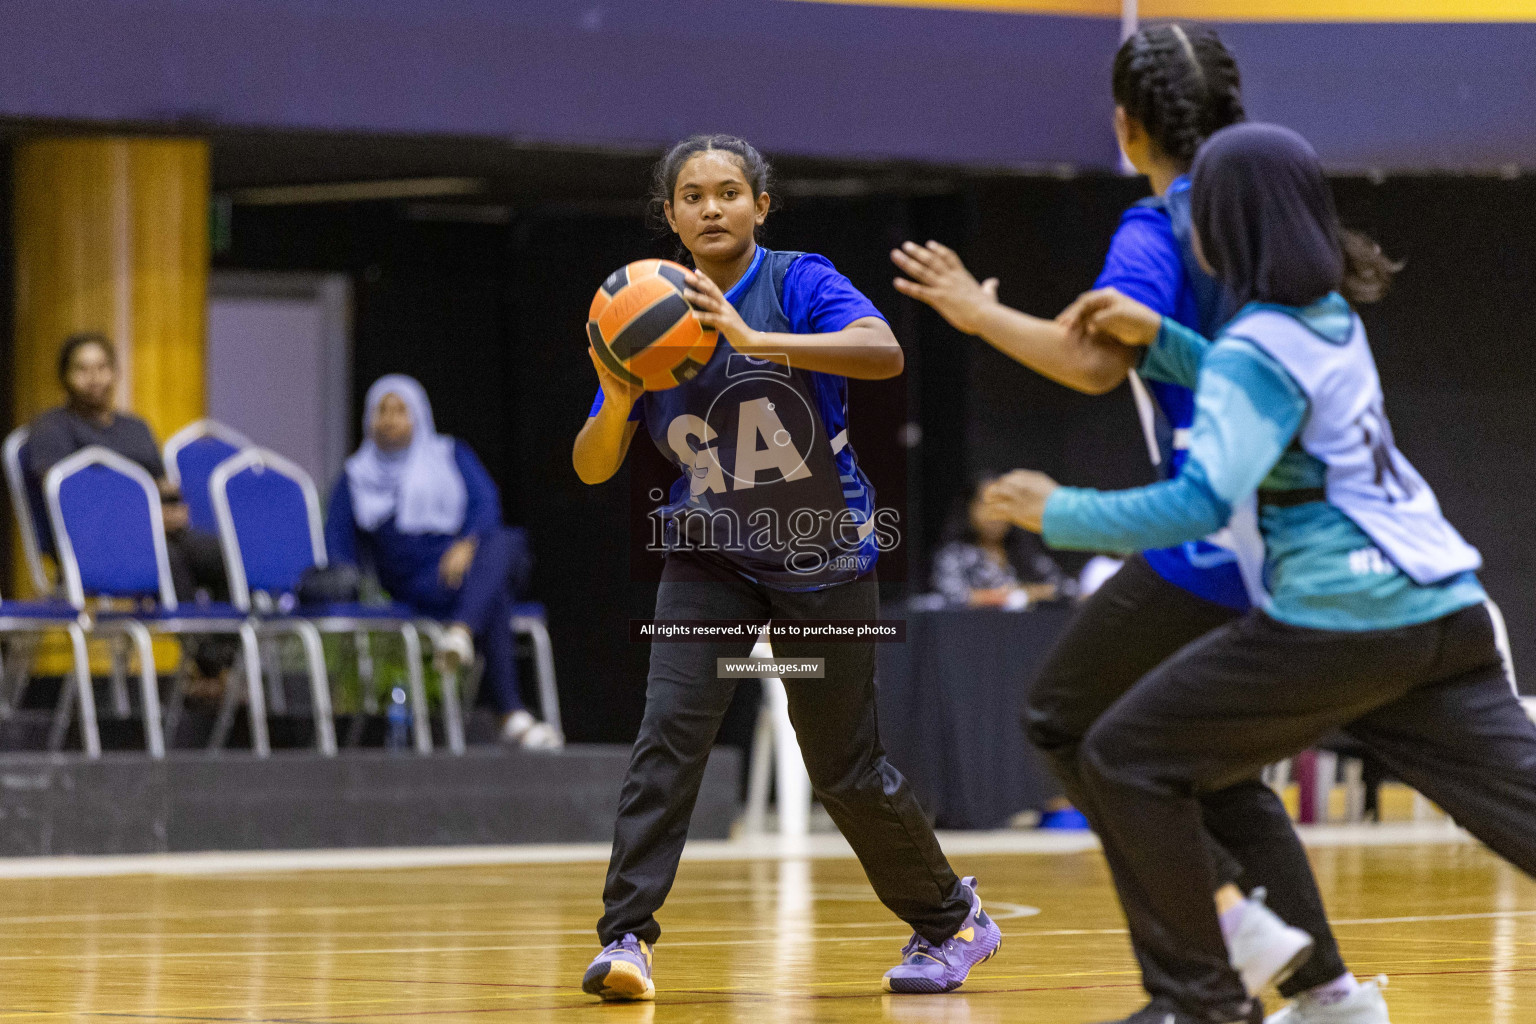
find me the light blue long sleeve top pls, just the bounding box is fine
[1042,295,1484,631]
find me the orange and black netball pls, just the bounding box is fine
[587,259,718,391]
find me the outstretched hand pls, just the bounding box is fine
[1056,287,1162,347]
[978,469,1060,534]
[891,241,999,335]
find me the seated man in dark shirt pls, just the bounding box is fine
[27,332,228,608]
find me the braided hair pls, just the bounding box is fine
[1112,24,1244,169]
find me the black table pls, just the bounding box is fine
[876,603,1074,829]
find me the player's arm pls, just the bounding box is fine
[573,350,643,485]
[734,315,901,380]
[1032,340,1306,552]
[684,269,902,380]
[1060,286,1210,388]
[890,241,1137,395]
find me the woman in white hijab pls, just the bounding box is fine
[326,375,557,748]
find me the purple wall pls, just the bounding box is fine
[2,2,1534,171]
[1220,22,1536,172]
[0,0,1118,167]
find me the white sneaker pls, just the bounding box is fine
[520,721,563,750]
[1266,977,1390,1023]
[1227,888,1315,995]
[434,624,475,672]
[500,709,537,744]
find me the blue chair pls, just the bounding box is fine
[163,419,252,534]
[7,425,172,725]
[1,426,118,753]
[45,445,273,757]
[209,447,460,754]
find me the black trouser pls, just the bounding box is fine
[167,527,236,675]
[1080,601,1536,1020]
[598,552,971,947]
[166,527,228,603]
[1025,556,1346,1006]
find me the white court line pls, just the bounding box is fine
[0,822,1471,880]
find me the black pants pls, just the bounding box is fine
[1025,556,1346,1005]
[1081,601,1536,1019]
[598,552,970,946]
[167,527,236,676]
[166,527,228,603]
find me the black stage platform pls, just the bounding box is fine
[0,746,741,856]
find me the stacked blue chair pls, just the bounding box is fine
[163,419,253,534]
[45,445,325,758]
[1,426,106,755]
[209,447,463,754]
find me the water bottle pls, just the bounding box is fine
[385,685,412,753]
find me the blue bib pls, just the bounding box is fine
[639,247,880,591]
[1133,183,1250,611]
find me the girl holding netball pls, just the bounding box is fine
[572,134,1000,1002]
[894,25,1379,1023]
[982,120,1536,1024]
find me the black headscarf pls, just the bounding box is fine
[1190,122,1343,309]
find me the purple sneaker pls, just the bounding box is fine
[882,876,1002,993]
[581,933,655,1001]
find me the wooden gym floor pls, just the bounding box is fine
[2,834,1534,1023]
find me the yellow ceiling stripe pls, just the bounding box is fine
[1145,0,1536,20]
[789,0,1536,21]
[789,0,1115,15]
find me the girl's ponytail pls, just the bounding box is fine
[1113,24,1244,168]
[1339,229,1403,305]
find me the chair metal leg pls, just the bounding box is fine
[461,657,485,710]
[513,616,564,743]
[414,620,465,756]
[114,622,165,759]
[209,665,242,753]
[439,659,466,756]
[109,636,131,718]
[239,624,270,757]
[355,633,378,714]
[46,671,75,752]
[259,636,288,714]
[68,624,100,759]
[162,651,192,745]
[289,623,335,757]
[398,624,432,754]
[0,634,39,718]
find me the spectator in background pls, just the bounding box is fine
[27,332,229,605]
[325,374,557,749]
[931,479,1069,608]
[27,333,234,681]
